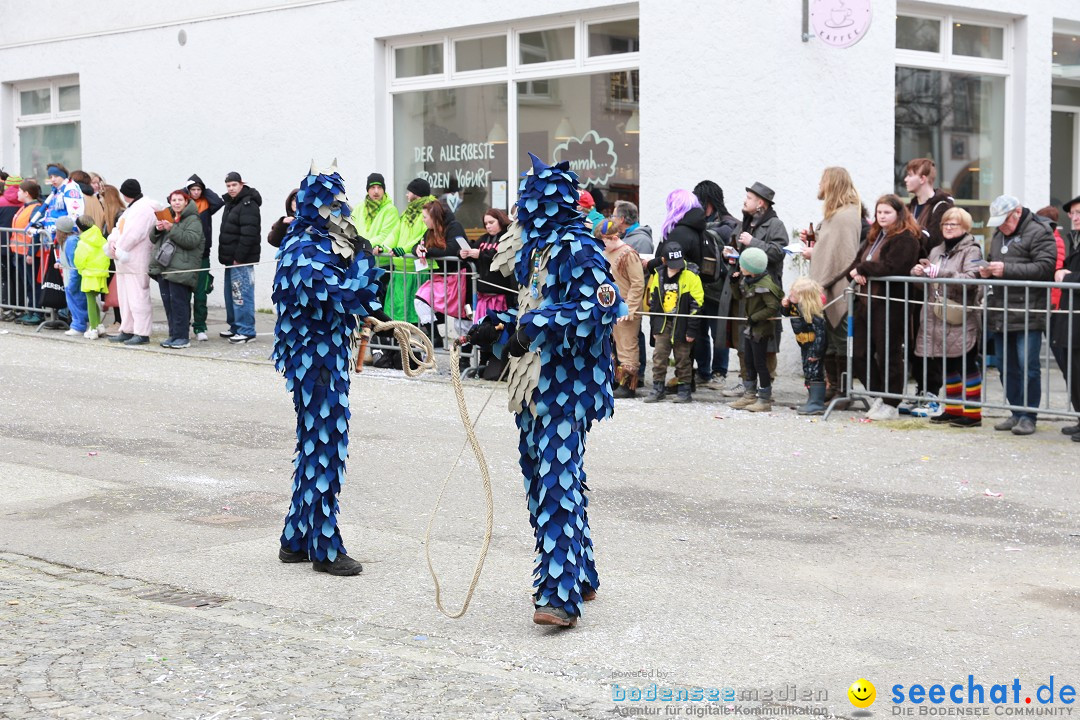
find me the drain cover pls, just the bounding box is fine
[137,589,229,608]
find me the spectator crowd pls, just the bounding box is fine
[1,158,1078,442]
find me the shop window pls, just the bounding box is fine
[455,36,506,72]
[952,23,1004,60]
[395,43,444,78]
[896,16,941,54]
[393,83,508,226]
[516,71,639,210]
[894,68,1004,233]
[519,28,574,65]
[588,19,639,57]
[1053,33,1080,80]
[14,77,81,185]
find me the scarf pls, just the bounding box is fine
[401,194,435,226]
[363,194,385,225]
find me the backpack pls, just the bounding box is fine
[699,217,738,286]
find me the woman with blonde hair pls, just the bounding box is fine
[803,166,862,402]
[910,207,984,427]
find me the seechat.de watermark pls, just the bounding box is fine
[889,676,1076,716]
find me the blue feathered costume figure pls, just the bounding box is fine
[272,162,388,576]
[468,153,627,627]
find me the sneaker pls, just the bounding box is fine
[612,384,636,399]
[109,332,134,343]
[15,313,43,325]
[83,329,99,340]
[864,397,884,418]
[695,374,714,388]
[228,333,255,344]
[219,329,235,338]
[910,394,943,418]
[196,331,209,342]
[869,403,900,421]
[993,417,1018,432]
[64,328,82,336]
[1010,417,1036,436]
[721,381,746,398]
[123,335,150,346]
[170,338,191,349]
[897,399,917,415]
[0,310,16,322]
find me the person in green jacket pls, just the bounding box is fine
[149,190,206,349]
[72,215,111,339]
[350,172,399,259]
[375,178,435,323]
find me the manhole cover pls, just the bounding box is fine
[138,589,229,608]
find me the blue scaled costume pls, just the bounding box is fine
[271,164,385,566]
[488,154,627,621]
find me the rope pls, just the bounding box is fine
[351,317,500,618]
[419,342,502,619]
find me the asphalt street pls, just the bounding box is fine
[0,324,1077,719]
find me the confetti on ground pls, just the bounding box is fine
[87,452,98,457]
[984,489,1003,498]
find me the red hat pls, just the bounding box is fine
[578,190,595,209]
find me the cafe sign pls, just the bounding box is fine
[553,130,618,188]
[809,0,872,49]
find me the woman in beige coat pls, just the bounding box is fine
[802,167,862,400]
[910,207,984,427]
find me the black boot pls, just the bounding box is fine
[312,553,363,576]
[671,385,692,404]
[643,382,666,403]
[279,547,308,563]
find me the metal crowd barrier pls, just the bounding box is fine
[367,255,485,376]
[0,227,69,331]
[825,274,1080,423]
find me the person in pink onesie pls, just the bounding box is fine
[106,179,158,345]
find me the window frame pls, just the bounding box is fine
[382,10,639,201]
[894,7,1013,218]
[12,75,82,183]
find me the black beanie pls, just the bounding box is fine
[119,178,142,199]
[366,172,385,189]
[225,171,243,184]
[406,178,431,198]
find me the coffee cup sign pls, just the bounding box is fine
[809,0,872,48]
[552,130,618,188]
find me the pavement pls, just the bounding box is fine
[1,313,1078,720]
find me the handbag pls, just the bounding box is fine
[39,250,67,310]
[930,292,966,325]
[102,275,119,310]
[154,238,176,268]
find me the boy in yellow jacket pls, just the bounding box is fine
[644,243,704,403]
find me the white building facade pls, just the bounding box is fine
[1,0,1078,308]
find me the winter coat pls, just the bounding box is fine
[808,203,861,327]
[9,201,41,255]
[351,193,400,250]
[645,266,704,341]
[187,174,224,259]
[150,201,206,289]
[382,196,433,323]
[703,213,740,304]
[1051,229,1080,348]
[622,223,654,256]
[908,189,954,254]
[73,224,111,294]
[604,242,645,320]
[838,227,923,312]
[649,207,707,273]
[985,209,1057,333]
[267,189,300,249]
[739,207,787,288]
[731,272,783,340]
[107,196,159,278]
[471,231,516,300]
[31,180,84,241]
[914,233,983,357]
[418,219,466,273]
[0,183,21,207]
[218,184,263,265]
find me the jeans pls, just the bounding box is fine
[989,330,1042,421]
[224,265,255,336]
[159,278,192,341]
[693,298,730,378]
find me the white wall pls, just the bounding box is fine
[2,0,1079,311]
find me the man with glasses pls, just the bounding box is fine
[1051,195,1080,440]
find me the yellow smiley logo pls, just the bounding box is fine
[848,679,876,708]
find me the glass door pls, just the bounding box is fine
[1051,107,1079,209]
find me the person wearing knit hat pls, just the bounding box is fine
[0,173,22,210]
[577,189,605,228]
[350,172,399,255]
[33,162,85,248]
[376,178,435,326]
[729,246,783,412]
[106,177,158,346]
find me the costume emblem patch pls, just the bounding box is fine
[597,283,617,308]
